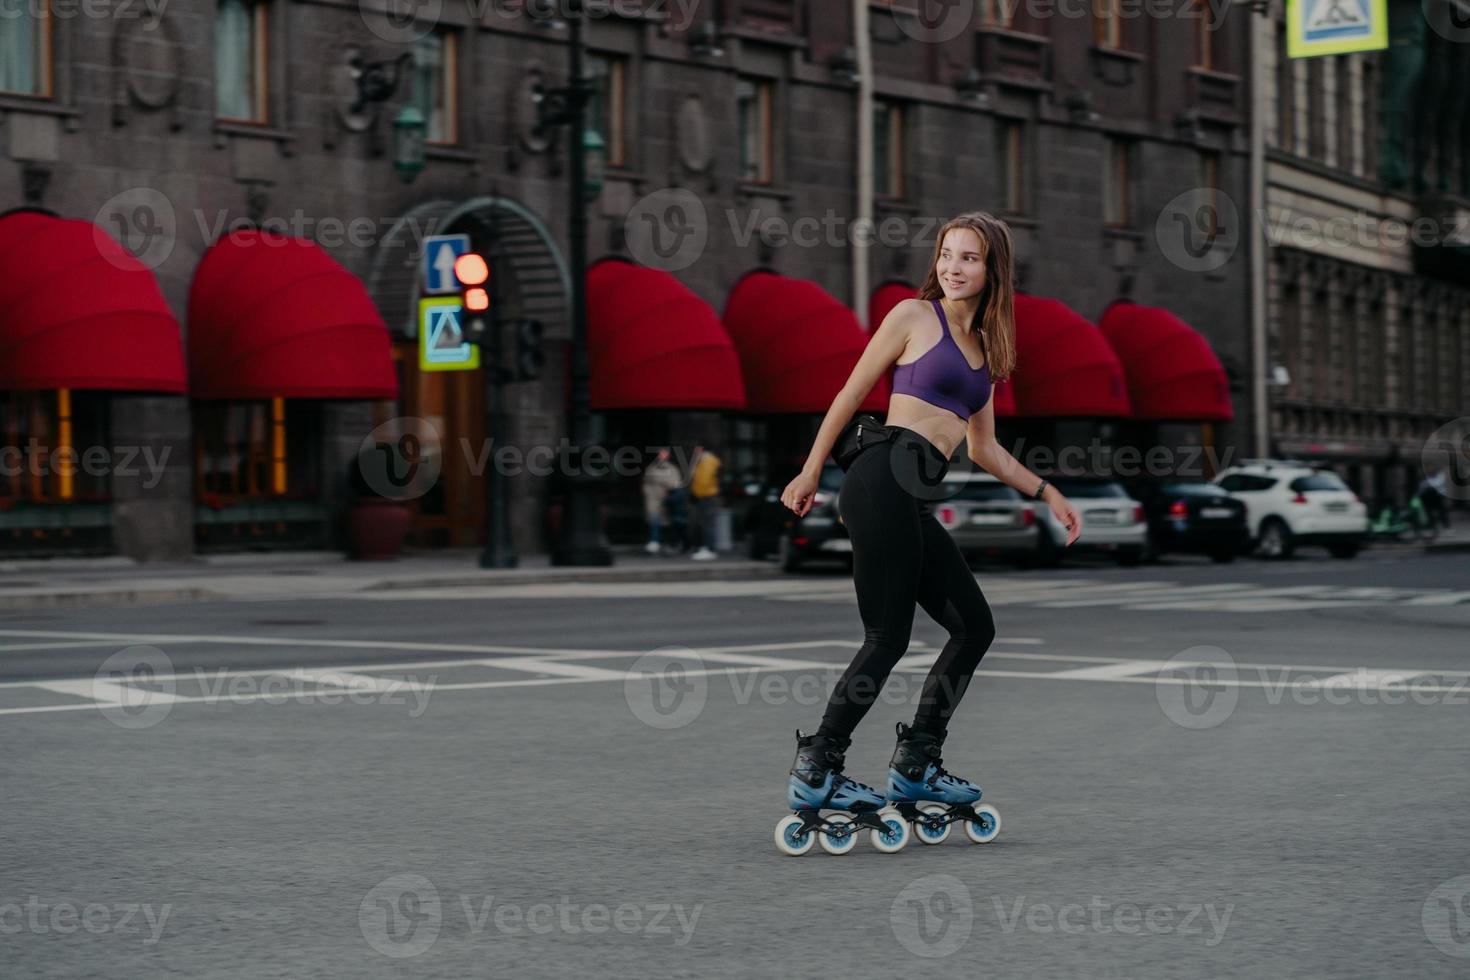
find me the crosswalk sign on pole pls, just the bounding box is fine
[1287,0,1387,58]
[419,297,480,372]
[422,234,471,295]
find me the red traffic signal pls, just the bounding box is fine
[455,252,490,313]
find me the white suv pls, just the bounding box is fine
[1212,461,1369,559]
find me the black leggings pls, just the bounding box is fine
[818,426,997,740]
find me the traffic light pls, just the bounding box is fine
[515,318,545,381]
[455,252,489,313]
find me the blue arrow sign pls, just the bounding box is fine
[423,233,470,295]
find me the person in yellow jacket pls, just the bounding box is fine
[688,443,722,561]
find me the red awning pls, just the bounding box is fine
[586,259,745,410]
[0,210,186,393]
[1011,294,1131,417]
[1099,301,1233,421]
[188,230,397,400]
[724,271,888,414]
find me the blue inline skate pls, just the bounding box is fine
[886,722,1001,845]
[774,730,910,856]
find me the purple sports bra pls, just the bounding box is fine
[890,298,992,420]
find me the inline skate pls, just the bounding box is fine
[886,722,1001,845]
[774,730,910,856]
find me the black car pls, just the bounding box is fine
[1123,478,1250,563]
[743,464,850,571]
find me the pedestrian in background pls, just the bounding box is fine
[1421,466,1451,530]
[688,443,723,561]
[642,447,683,555]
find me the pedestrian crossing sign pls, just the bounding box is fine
[1287,0,1387,58]
[418,297,480,372]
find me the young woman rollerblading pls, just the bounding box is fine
[772,212,1083,855]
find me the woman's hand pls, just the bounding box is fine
[1049,492,1082,546]
[781,470,821,517]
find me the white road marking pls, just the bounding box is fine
[28,678,182,705]
[280,668,427,693]
[1041,660,1178,681]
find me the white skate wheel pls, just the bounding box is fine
[913,801,952,844]
[870,806,910,854]
[964,803,1001,844]
[774,814,815,856]
[818,816,859,855]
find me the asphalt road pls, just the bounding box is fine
[2,548,1469,978]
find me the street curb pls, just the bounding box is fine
[1425,539,1470,554]
[364,562,784,591]
[0,589,215,611]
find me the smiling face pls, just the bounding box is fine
[936,227,987,302]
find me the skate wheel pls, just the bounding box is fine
[774,815,815,856]
[818,816,859,855]
[870,806,910,854]
[964,803,1001,844]
[913,802,952,844]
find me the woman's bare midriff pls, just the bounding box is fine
[884,393,968,459]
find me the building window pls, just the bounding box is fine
[874,101,904,198]
[1275,23,1294,152]
[737,76,774,183]
[587,53,627,168]
[981,0,1014,27]
[1103,137,1132,227]
[216,0,268,122]
[414,32,457,144]
[1199,149,1222,233]
[0,0,52,97]
[1093,0,1123,48]
[1192,0,1215,70]
[998,120,1026,214]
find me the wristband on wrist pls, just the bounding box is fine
[1033,479,1049,501]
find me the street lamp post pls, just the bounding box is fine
[534,0,612,566]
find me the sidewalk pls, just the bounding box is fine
[0,546,780,611]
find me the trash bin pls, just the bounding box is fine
[712,506,733,552]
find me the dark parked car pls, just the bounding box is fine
[1123,478,1250,563]
[743,464,850,571]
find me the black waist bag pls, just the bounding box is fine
[833,412,892,471]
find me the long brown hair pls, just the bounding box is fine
[916,212,1016,381]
